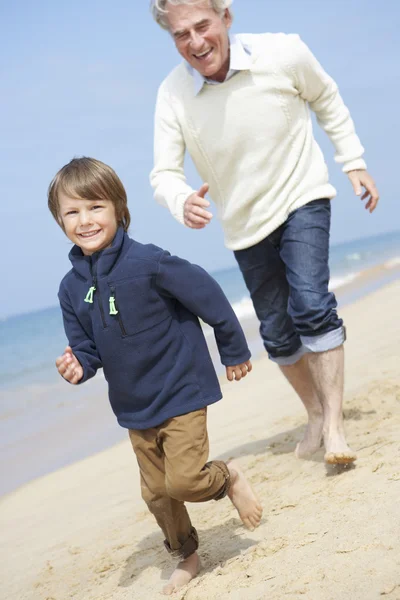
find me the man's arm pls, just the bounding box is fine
[58,287,103,384]
[150,84,213,228]
[289,35,379,211]
[155,251,251,370]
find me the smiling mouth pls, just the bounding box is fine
[78,230,101,239]
[193,48,213,60]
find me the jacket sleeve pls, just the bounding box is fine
[149,82,196,225]
[155,251,251,367]
[288,34,366,173]
[58,285,103,384]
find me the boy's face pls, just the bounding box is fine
[58,192,118,256]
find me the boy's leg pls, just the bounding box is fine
[160,409,263,529]
[128,428,198,558]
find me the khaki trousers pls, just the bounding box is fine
[129,408,230,559]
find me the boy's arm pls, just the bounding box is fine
[58,288,102,384]
[155,251,251,367]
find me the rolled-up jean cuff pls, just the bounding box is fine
[164,527,199,559]
[301,326,346,353]
[268,344,307,366]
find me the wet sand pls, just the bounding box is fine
[1,279,399,600]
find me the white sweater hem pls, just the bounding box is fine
[226,185,336,251]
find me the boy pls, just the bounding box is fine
[49,157,263,595]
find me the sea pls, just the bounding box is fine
[1,229,400,496]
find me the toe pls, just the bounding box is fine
[324,451,357,465]
[243,517,255,530]
[162,584,175,596]
[250,515,261,529]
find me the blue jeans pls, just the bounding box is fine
[234,199,345,365]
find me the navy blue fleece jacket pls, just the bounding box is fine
[58,227,251,430]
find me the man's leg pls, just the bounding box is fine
[234,234,323,457]
[279,355,324,458]
[280,199,356,464]
[307,345,356,463]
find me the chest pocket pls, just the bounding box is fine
[109,276,170,337]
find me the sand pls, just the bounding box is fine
[1,280,399,600]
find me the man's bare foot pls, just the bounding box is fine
[324,429,357,464]
[227,460,263,530]
[295,412,324,459]
[162,552,201,596]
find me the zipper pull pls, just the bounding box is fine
[84,278,97,304]
[109,288,118,315]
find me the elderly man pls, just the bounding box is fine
[150,0,379,468]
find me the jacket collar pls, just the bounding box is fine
[68,226,127,281]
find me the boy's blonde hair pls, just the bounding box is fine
[48,157,131,232]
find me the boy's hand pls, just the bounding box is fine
[56,346,83,384]
[226,360,252,382]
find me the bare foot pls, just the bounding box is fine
[295,412,324,459]
[227,460,263,530]
[162,552,201,596]
[324,429,357,465]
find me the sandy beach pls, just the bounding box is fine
[1,279,400,600]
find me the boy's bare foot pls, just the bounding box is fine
[162,552,201,596]
[295,412,324,459]
[227,460,263,530]
[324,429,357,464]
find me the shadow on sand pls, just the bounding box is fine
[118,517,257,588]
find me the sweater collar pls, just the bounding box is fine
[186,34,253,96]
[68,226,127,281]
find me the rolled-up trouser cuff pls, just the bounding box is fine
[301,325,346,353]
[268,326,346,366]
[164,527,199,559]
[209,460,231,500]
[268,344,307,366]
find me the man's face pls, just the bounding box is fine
[166,1,232,82]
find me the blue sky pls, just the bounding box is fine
[1,0,399,318]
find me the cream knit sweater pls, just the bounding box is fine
[150,33,366,250]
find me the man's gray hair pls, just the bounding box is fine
[150,0,233,31]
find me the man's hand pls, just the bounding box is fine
[56,346,83,384]
[348,170,379,213]
[184,183,213,229]
[226,360,252,382]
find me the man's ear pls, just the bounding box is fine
[223,8,233,29]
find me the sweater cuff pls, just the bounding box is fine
[73,351,95,384]
[219,349,252,367]
[342,158,367,173]
[173,191,192,226]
